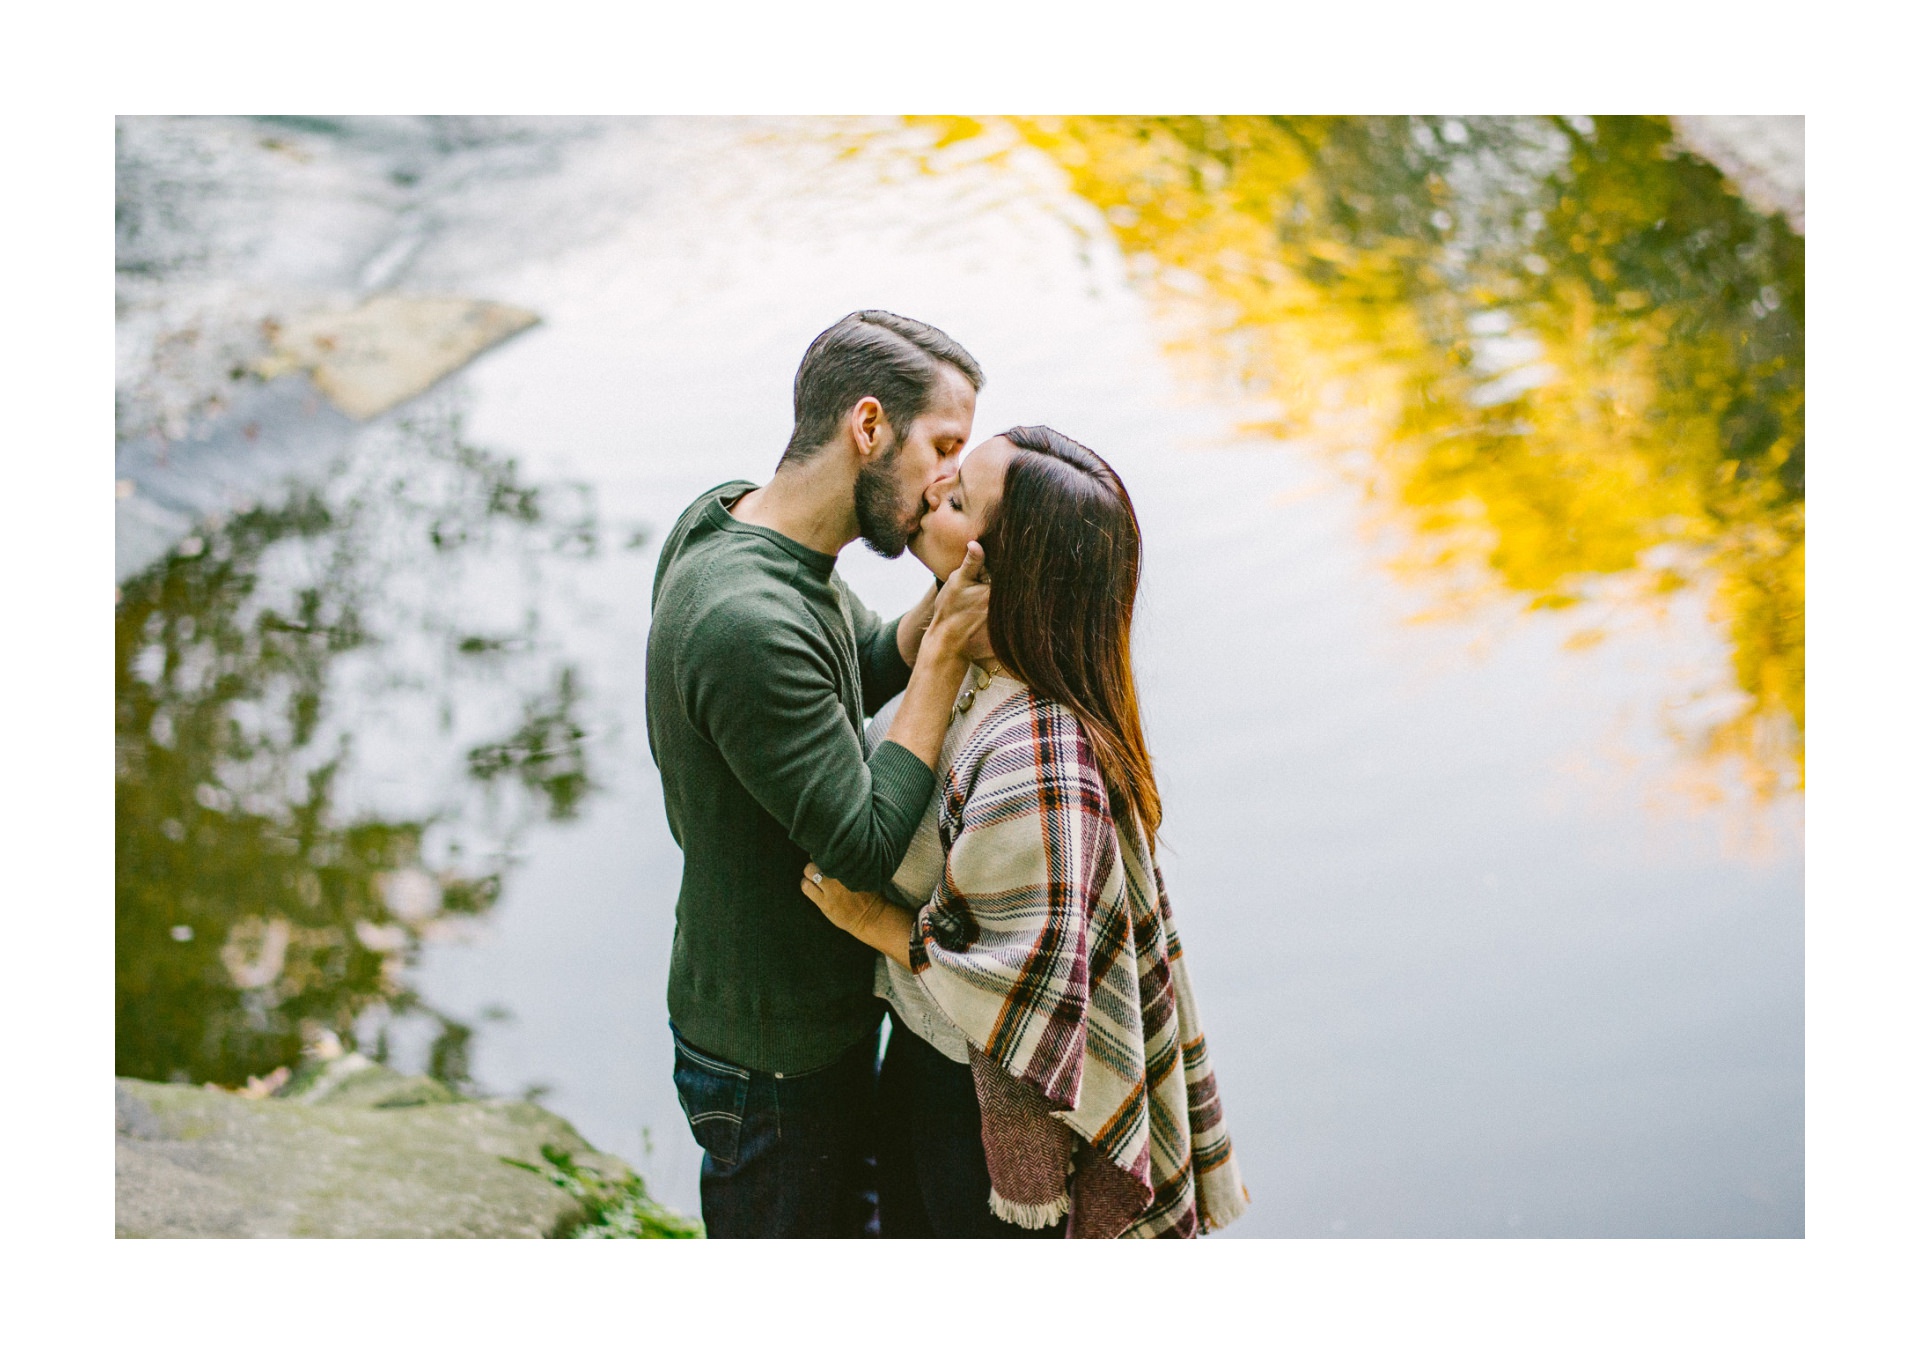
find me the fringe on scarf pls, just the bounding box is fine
[989,1187,1071,1231]
[1197,1169,1252,1233]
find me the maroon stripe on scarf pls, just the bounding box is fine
[1066,1145,1156,1239]
[1185,1069,1228,1137]
[971,1049,1076,1223]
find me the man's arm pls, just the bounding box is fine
[690,606,931,893]
[892,581,938,668]
[846,577,942,714]
[847,588,914,716]
[685,546,989,891]
[847,578,938,715]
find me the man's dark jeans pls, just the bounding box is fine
[670,1021,880,1238]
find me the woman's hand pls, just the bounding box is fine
[801,862,915,968]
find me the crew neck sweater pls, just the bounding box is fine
[646,481,933,1072]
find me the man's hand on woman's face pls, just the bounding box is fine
[925,541,991,664]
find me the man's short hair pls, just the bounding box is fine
[781,311,984,466]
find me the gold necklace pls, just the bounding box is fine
[953,660,1000,717]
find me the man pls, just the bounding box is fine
[646,310,991,1237]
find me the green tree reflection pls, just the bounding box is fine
[115,408,601,1087]
[933,115,1802,795]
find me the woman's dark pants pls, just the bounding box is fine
[670,1021,881,1238]
[874,1020,1066,1238]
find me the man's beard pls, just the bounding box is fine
[853,437,921,559]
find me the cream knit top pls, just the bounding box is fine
[865,662,1023,1064]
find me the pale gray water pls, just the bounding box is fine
[116,116,1803,1236]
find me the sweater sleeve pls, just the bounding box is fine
[683,592,935,893]
[844,583,912,715]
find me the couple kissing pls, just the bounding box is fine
[646,310,1248,1238]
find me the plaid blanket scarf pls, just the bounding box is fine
[894,675,1249,1238]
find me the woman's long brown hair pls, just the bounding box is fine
[979,426,1161,841]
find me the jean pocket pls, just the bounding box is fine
[672,1032,751,1168]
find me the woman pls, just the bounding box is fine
[801,425,1248,1238]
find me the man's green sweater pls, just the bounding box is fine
[646,482,935,1072]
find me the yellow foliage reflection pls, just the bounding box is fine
[912,116,1804,797]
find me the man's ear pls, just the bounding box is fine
[848,396,886,459]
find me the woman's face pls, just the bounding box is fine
[909,435,1012,579]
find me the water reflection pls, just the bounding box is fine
[114,400,600,1087]
[909,116,1803,797]
[111,116,1803,1234]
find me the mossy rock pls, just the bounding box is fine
[114,1074,629,1238]
[292,1057,461,1109]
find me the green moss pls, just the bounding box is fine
[503,1144,704,1239]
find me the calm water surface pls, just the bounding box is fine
[115,117,1803,1236]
